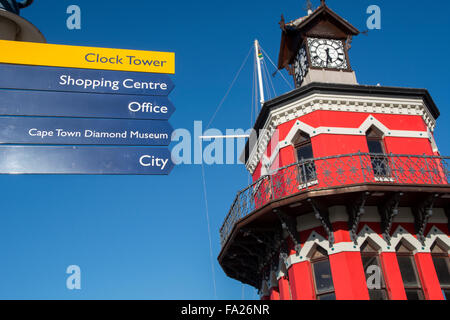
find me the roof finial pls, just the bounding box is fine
[305,0,313,14]
[321,0,326,6]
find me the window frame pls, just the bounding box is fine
[294,133,317,186]
[360,242,389,300]
[310,247,336,300]
[294,135,314,162]
[431,243,450,299]
[365,128,392,179]
[396,245,425,300]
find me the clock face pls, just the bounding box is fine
[308,38,348,70]
[294,46,308,87]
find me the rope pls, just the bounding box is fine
[259,45,294,90]
[206,46,253,130]
[263,58,277,99]
[200,46,254,299]
[201,162,217,299]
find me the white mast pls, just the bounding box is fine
[254,39,265,107]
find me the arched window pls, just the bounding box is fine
[310,246,335,300]
[430,242,450,300]
[365,127,390,178]
[361,240,388,300]
[396,241,424,300]
[294,131,317,185]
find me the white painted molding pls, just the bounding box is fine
[258,115,436,173]
[357,224,394,252]
[286,224,449,269]
[424,226,450,254]
[276,258,287,281]
[390,226,428,253]
[285,231,359,269]
[246,92,437,174]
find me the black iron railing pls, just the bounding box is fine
[220,153,450,246]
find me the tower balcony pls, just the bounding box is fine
[219,153,450,287]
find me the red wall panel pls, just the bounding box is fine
[288,261,315,300]
[329,251,370,300]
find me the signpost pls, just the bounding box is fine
[0,117,173,145]
[0,40,175,74]
[0,90,175,120]
[0,64,175,95]
[0,40,176,175]
[0,146,173,175]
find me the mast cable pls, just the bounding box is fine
[200,45,254,299]
[259,45,294,90]
[206,46,253,130]
[263,58,277,98]
[200,162,218,299]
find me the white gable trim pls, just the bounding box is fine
[424,226,450,253]
[285,224,450,269]
[286,231,360,269]
[356,224,394,252]
[276,258,287,281]
[389,226,427,253]
[260,115,437,172]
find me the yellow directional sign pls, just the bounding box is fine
[0,40,175,74]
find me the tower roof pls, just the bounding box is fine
[278,3,359,70]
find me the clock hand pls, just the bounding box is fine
[325,48,330,67]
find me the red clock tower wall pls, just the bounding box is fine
[251,111,437,181]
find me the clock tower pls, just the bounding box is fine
[218,1,450,301]
[278,2,359,87]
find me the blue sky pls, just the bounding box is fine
[0,0,449,299]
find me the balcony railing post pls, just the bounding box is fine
[391,153,398,183]
[424,155,434,184]
[296,162,303,187]
[302,161,308,186]
[236,192,242,219]
[358,151,366,183]
[269,174,274,202]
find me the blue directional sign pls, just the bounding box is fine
[0,146,174,175]
[0,63,175,95]
[0,89,175,120]
[0,116,173,146]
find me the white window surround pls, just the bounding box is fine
[283,225,450,270]
[257,115,438,175]
[246,93,438,174]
